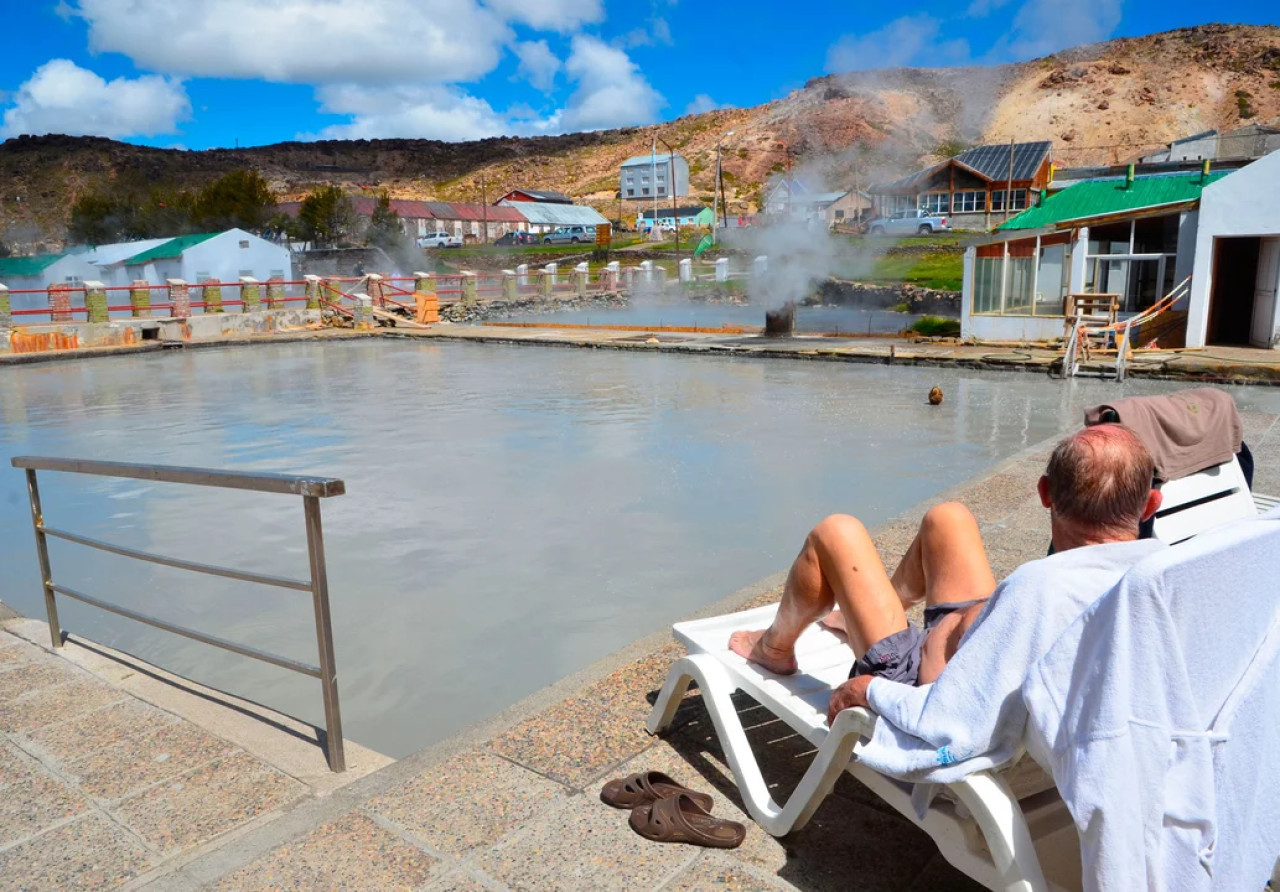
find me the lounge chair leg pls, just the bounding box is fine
[646,655,872,836]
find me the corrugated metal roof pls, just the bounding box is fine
[998,171,1231,231]
[0,253,67,277]
[507,203,609,226]
[120,232,220,265]
[502,189,572,203]
[443,202,527,222]
[955,141,1051,181]
[640,206,710,220]
[77,238,171,266]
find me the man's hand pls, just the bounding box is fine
[827,675,874,725]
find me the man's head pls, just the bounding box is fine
[1037,425,1162,546]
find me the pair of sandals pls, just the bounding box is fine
[600,771,746,849]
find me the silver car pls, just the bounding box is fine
[542,225,590,245]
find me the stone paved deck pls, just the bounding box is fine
[3,410,1277,891]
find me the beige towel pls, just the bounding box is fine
[1084,388,1242,481]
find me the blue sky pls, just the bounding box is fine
[0,1,1273,149]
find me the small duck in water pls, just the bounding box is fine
[928,386,944,406]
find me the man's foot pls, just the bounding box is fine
[727,628,799,675]
[818,609,847,637]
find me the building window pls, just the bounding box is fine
[195,270,211,282]
[642,188,650,196]
[834,210,845,219]
[626,189,635,197]
[990,189,1028,212]
[952,191,985,213]
[1084,216,1178,312]
[972,236,1071,317]
[918,193,950,214]
[239,240,250,248]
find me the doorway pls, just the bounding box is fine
[1207,238,1259,346]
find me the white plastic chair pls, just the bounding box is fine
[646,477,1274,891]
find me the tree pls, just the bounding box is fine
[127,187,197,239]
[192,170,276,233]
[68,193,129,245]
[365,192,405,251]
[297,185,355,247]
[934,139,969,159]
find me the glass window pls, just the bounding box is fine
[991,189,1028,212]
[973,256,1002,313]
[626,189,635,197]
[1133,215,1179,254]
[1035,243,1068,315]
[1004,256,1034,314]
[642,188,650,196]
[953,191,985,213]
[834,209,845,219]
[919,193,949,214]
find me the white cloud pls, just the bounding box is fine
[558,35,663,131]
[483,0,603,32]
[71,0,510,85]
[0,59,189,139]
[683,94,730,115]
[825,15,970,72]
[314,84,511,140]
[513,40,562,92]
[994,0,1123,59]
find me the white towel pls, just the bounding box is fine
[856,538,1164,783]
[1022,511,1280,892]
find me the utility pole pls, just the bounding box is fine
[658,135,679,260]
[1004,137,1016,222]
[481,175,489,243]
[713,130,735,245]
[650,137,660,241]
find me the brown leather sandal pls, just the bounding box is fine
[628,793,746,848]
[600,771,713,811]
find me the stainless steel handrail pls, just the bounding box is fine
[10,456,348,772]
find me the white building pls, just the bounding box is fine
[0,252,97,314]
[619,153,689,201]
[103,229,292,287]
[1189,149,1280,349]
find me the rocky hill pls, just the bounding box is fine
[2,24,1278,245]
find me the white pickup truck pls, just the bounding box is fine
[868,209,952,236]
[417,231,462,249]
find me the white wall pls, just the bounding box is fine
[966,314,1066,342]
[179,230,292,286]
[2,256,98,315]
[1189,154,1280,347]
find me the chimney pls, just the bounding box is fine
[1201,158,1212,183]
[1125,164,1135,189]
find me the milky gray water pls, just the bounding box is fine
[502,300,924,334]
[3,341,1278,757]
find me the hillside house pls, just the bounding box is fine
[958,166,1242,346]
[638,206,714,230]
[495,189,572,205]
[871,141,1053,230]
[762,178,811,217]
[1141,124,1280,164]
[507,201,609,235]
[620,154,689,200]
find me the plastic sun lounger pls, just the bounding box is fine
[646,463,1276,892]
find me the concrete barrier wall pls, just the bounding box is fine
[1,309,321,355]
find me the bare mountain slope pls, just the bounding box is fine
[2,24,1278,244]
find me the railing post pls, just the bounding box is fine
[540,269,554,297]
[203,277,224,314]
[502,270,517,300]
[461,272,478,306]
[240,276,261,312]
[266,276,285,310]
[573,263,589,296]
[167,279,191,319]
[0,284,10,333]
[23,470,62,649]
[304,275,322,311]
[85,281,109,323]
[302,495,345,773]
[49,284,73,323]
[365,274,384,309]
[129,279,152,317]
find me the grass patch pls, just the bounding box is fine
[910,316,961,337]
[888,302,910,312]
[863,253,964,291]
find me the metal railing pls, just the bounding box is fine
[10,456,348,772]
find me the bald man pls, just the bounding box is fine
[729,425,1164,734]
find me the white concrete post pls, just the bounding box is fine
[715,257,729,283]
[574,263,589,295]
[679,258,692,283]
[606,260,621,274]
[603,266,619,291]
[502,270,517,300]
[516,263,529,287]
[0,284,10,332]
[544,262,558,285]
[640,260,654,282]
[753,256,768,278]
[352,294,374,329]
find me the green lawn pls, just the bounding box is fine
[863,253,964,291]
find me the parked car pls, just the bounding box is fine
[494,231,537,246]
[542,225,590,245]
[868,209,952,236]
[417,231,462,248]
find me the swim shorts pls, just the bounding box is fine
[848,599,990,686]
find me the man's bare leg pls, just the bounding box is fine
[820,502,995,633]
[728,514,907,674]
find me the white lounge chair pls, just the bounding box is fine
[646,474,1275,891]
